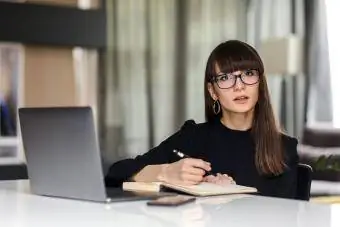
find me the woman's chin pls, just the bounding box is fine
[230,104,255,114]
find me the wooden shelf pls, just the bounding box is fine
[0,1,106,48]
[0,0,102,162]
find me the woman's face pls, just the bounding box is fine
[208,64,260,114]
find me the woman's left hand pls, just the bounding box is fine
[203,173,236,186]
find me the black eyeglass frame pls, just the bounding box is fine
[210,69,260,89]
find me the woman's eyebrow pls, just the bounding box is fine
[218,70,242,75]
[215,73,228,77]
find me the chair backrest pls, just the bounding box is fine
[296,163,313,201]
[0,164,28,181]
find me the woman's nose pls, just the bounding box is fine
[233,77,245,90]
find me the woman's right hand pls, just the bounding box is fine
[159,158,211,185]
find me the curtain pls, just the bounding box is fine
[305,0,332,126]
[247,0,306,139]
[185,0,247,123]
[101,0,248,168]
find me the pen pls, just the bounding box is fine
[172,149,190,159]
[172,149,214,176]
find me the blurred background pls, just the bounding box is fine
[0,0,340,198]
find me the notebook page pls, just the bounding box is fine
[183,182,242,193]
[165,182,257,195]
[122,182,162,192]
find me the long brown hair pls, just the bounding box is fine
[204,40,285,176]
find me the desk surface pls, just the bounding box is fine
[1,180,340,227]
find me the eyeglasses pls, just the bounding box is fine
[211,69,260,89]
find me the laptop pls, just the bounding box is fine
[18,106,170,203]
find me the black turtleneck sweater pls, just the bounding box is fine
[105,119,299,199]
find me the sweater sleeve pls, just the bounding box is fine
[105,120,198,187]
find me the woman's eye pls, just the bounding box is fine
[219,75,230,81]
[245,70,254,76]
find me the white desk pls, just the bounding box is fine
[1,180,340,227]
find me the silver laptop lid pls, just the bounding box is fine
[19,107,107,202]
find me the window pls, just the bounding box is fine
[0,44,22,159]
[325,0,340,128]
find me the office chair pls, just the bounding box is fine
[0,164,28,181]
[296,163,313,201]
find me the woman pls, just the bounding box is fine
[105,40,299,199]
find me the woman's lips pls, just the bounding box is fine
[233,96,249,104]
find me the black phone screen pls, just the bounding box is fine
[147,195,196,207]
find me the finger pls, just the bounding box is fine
[223,174,234,181]
[184,158,211,172]
[217,173,229,180]
[207,175,220,183]
[181,180,199,186]
[204,175,216,180]
[220,174,236,184]
[181,173,203,183]
[182,166,205,176]
[203,175,216,182]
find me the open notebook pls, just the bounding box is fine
[122,181,257,196]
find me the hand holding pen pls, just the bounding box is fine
[172,149,236,186]
[157,149,212,185]
[172,149,214,176]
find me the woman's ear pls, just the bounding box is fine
[207,83,218,101]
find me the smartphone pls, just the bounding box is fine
[147,195,196,207]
